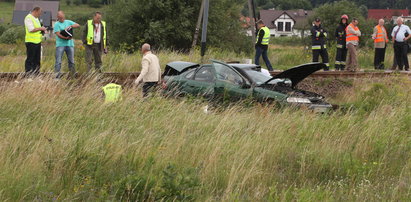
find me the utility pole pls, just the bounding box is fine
[191,0,205,52]
[200,0,209,63]
[248,0,256,44]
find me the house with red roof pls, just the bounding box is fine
[368,9,410,20]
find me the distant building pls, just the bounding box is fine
[368,9,410,20]
[259,9,314,38]
[13,0,60,26]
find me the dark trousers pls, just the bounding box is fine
[254,45,273,71]
[374,48,386,69]
[394,42,409,71]
[335,47,347,70]
[312,49,329,70]
[85,43,103,73]
[142,82,158,97]
[25,42,41,74]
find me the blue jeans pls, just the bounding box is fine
[55,46,76,78]
[255,45,273,71]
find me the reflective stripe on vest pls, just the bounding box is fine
[25,14,42,44]
[102,83,122,103]
[87,20,107,48]
[312,44,326,50]
[256,26,270,45]
[346,23,359,42]
[374,25,388,43]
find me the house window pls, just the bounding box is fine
[285,22,291,32]
[277,22,283,31]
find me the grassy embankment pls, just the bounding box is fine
[0,75,410,201]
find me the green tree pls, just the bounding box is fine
[107,0,251,53]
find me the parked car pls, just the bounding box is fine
[162,60,333,112]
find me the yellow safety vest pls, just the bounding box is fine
[25,14,42,44]
[102,83,122,103]
[87,20,107,49]
[256,26,270,45]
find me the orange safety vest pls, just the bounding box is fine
[346,23,359,42]
[374,25,388,43]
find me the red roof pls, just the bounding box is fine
[368,9,410,20]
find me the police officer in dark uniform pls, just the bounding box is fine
[311,18,329,71]
[335,15,349,71]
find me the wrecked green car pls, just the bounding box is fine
[162,60,333,112]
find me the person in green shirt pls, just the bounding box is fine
[53,11,80,79]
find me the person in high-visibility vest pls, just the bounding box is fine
[102,83,122,103]
[346,18,361,72]
[82,11,107,73]
[24,7,46,74]
[372,19,389,70]
[254,20,273,71]
[311,18,329,71]
[335,15,349,71]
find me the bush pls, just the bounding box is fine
[73,0,81,6]
[88,0,102,8]
[0,23,8,36]
[107,0,252,53]
[0,26,25,44]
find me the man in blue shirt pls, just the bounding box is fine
[54,11,80,78]
[391,17,411,71]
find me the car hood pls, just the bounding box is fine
[264,63,325,87]
[163,61,200,76]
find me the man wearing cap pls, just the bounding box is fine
[254,20,273,71]
[24,7,47,75]
[335,15,349,71]
[311,18,329,71]
[391,17,411,71]
[54,11,80,79]
[346,18,361,72]
[372,19,389,70]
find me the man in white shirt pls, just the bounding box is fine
[82,12,108,73]
[24,7,46,74]
[134,43,161,97]
[391,17,411,71]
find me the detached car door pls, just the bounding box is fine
[212,61,252,101]
[182,65,215,99]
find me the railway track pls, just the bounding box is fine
[0,71,410,84]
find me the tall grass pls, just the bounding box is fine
[0,76,410,201]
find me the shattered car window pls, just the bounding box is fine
[194,66,215,82]
[184,69,196,79]
[214,63,243,85]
